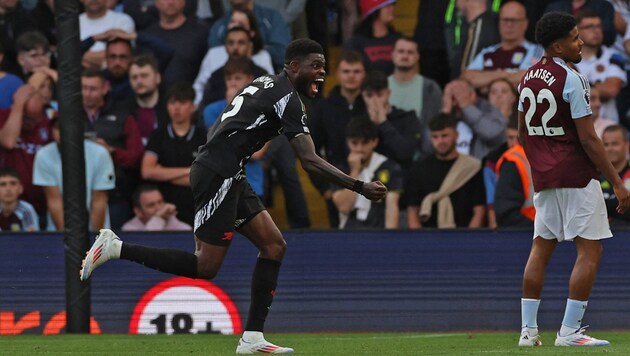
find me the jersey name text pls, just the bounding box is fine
[523,68,557,87]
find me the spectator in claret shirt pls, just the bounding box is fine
[0,84,51,220]
[462,1,543,92]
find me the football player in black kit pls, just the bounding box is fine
[80,39,387,354]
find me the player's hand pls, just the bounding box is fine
[361,181,387,201]
[614,184,630,214]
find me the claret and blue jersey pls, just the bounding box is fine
[518,56,598,191]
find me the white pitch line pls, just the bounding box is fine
[320,333,468,341]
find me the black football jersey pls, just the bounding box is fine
[195,71,310,177]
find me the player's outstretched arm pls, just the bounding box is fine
[575,115,630,213]
[289,134,387,201]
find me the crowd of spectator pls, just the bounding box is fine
[3,0,630,232]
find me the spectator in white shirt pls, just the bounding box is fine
[80,0,135,68]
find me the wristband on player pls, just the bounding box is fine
[352,180,364,194]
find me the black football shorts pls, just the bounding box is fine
[190,162,265,246]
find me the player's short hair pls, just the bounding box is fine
[602,124,629,141]
[0,167,21,181]
[535,12,577,49]
[132,184,160,208]
[131,54,159,73]
[429,113,458,132]
[336,50,365,68]
[346,117,379,140]
[16,31,50,54]
[224,57,254,78]
[166,81,195,103]
[284,38,324,65]
[575,8,601,24]
[361,70,389,92]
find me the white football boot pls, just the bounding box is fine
[236,332,294,354]
[80,229,122,281]
[554,326,610,346]
[519,328,542,346]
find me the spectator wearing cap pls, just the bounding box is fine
[345,0,402,75]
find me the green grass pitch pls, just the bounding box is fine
[2,331,630,355]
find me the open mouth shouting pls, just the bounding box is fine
[311,77,325,97]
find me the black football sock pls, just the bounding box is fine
[245,258,281,332]
[120,242,197,278]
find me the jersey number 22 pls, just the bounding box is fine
[520,87,565,137]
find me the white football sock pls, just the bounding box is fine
[521,298,540,330]
[559,298,587,336]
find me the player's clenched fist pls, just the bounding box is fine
[362,181,387,201]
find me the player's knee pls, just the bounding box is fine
[197,265,220,280]
[260,239,287,260]
[196,257,221,279]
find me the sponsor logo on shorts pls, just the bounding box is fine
[222,232,234,241]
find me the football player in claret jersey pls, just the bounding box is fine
[80,39,387,354]
[517,12,630,347]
